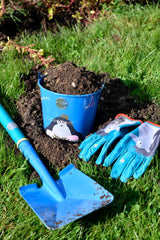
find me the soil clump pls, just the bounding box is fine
[41,62,105,95]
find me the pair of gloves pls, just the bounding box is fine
[79,114,160,182]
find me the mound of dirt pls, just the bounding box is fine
[41,62,105,95]
[16,61,160,178]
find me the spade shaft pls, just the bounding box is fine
[0,104,64,200]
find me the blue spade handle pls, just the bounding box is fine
[0,104,65,200]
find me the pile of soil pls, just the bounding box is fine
[16,61,160,178]
[42,62,105,95]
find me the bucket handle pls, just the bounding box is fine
[38,73,47,82]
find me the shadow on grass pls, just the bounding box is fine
[71,159,140,231]
[77,179,140,230]
[0,87,16,114]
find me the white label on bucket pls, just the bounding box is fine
[41,96,50,101]
[7,122,18,130]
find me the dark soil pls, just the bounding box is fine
[15,61,160,179]
[41,62,105,95]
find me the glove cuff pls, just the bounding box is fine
[146,121,160,128]
[115,113,143,124]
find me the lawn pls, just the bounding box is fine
[0,3,160,240]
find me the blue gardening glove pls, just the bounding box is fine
[79,114,142,164]
[103,121,160,182]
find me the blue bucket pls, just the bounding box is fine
[38,74,103,142]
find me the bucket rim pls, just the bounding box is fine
[38,76,104,98]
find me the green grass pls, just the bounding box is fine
[0,3,160,240]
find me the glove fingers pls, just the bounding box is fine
[110,151,133,179]
[95,139,114,165]
[133,157,152,179]
[79,133,98,149]
[84,137,108,161]
[103,134,131,167]
[103,144,128,167]
[79,135,100,159]
[79,137,107,161]
[120,156,143,183]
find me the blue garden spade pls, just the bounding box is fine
[0,103,114,230]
